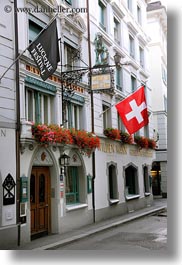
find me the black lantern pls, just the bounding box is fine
[114,52,121,67]
[59,153,70,167]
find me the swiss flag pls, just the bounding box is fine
[115,86,149,134]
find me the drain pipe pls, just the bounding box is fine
[86,0,96,223]
[14,0,21,246]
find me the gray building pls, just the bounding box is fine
[147,1,167,197]
[0,0,18,247]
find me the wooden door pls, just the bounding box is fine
[30,167,50,238]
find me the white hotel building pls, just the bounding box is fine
[0,0,159,247]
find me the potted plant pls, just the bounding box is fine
[103,128,121,140]
[70,129,100,156]
[147,138,156,149]
[134,135,148,149]
[120,131,133,144]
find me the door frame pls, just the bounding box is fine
[30,166,51,239]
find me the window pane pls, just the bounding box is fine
[99,0,105,30]
[131,76,136,92]
[137,6,141,25]
[44,95,48,124]
[66,167,79,204]
[29,20,42,43]
[129,35,134,58]
[28,90,33,121]
[125,166,137,195]
[128,0,132,12]
[65,0,72,4]
[35,93,42,123]
[74,105,78,130]
[114,18,119,42]
[103,105,108,129]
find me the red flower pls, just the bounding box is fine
[32,125,100,156]
[104,128,120,140]
[147,138,156,149]
[134,136,148,149]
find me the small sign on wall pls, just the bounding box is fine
[87,174,92,194]
[2,174,16,205]
[20,176,28,203]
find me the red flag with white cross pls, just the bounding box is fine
[115,86,149,134]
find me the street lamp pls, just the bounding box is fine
[59,153,70,167]
[59,152,70,185]
[114,52,122,67]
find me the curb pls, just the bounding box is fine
[34,205,167,250]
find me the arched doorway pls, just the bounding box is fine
[29,147,58,240]
[30,167,51,239]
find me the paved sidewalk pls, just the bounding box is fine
[14,197,167,250]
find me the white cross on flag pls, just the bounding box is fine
[115,86,149,134]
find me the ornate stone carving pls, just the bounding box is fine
[33,148,53,166]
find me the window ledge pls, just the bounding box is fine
[66,203,88,212]
[125,194,140,201]
[144,192,151,197]
[109,199,119,205]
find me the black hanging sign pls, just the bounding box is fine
[28,19,60,81]
[2,174,16,205]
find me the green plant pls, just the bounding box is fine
[134,136,148,149]
[120,131,133,144]
[103,128,121,140]
[32,124,100,156]
[147,138,156,149]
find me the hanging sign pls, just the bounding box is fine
[91,73,111,91]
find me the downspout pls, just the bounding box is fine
[86,0,96,223]
[14,0,21,246]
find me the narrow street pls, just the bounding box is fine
[51,211,167,251]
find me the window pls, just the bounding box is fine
[108,164,119,204]
[65,0,72,5]
[144,125,149,138]
[164,95,167,112]
[65,102,82,129]
[125,164,139,196]
[162,66,167,85]
[99,0,106,31]
[118,112,125,131]
[139,47,144,68]
[102,102,111,129]
[64,44,79,71]
[131,75,136,92]
[143,166,150,194]
[137,5,142,25]
[127,0,132,12]
[25,89,53,124]
[29,19,42,44]
[114,17,120,44]
[115,67,123,91]
[129,35,135,58]
[66,167,79,204]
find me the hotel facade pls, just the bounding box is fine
[0,0,162,247]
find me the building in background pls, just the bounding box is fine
[147,1,167,197]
